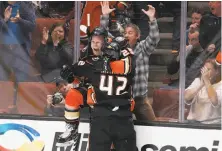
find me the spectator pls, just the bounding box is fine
[186,39,221,88]
[199,1,221,56]
[0,1,36,82]
[101,2,160,121]
[186,8,203,45]
[45,79,74,117]
[0,1,35,51]
[167,29,204,88]
[185,59,221,124]
[35,23,73,82]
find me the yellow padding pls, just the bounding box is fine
[65,111,80,120]
[17,140,45,151]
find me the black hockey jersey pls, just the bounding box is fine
[72,55,135,108]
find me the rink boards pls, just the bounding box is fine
[0,118,221,151]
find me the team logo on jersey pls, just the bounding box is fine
[78,61,85,66]
[92,57,99,61]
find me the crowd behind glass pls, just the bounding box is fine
[0,1,221,125]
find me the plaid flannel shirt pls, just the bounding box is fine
[100,15,160,97]
[132,20,160,97]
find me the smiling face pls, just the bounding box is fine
[51,26,65,42]
[91,35,104,56]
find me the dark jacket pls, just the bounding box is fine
[0,2,36,50]
[199,13,221,52]
[35,41,73,75]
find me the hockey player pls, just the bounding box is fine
[56,26,108,147]
[59,27,136,151]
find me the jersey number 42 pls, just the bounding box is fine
[99,74,128,96]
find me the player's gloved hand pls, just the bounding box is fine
[60,65,74,83]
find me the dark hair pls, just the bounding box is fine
[47,23,68,45]
[190,7,204,15]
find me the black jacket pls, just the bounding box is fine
[199,13,221,52]
[35,41,73,75]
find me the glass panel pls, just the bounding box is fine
[178,1,187,122]
[1,1,220,126]
[184,1,221,125]
[0,1,80,116]
[136,1,182,123]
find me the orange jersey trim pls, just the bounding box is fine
[130,98,135,111]
[87,86,97,105]
[110,60,125,74]
[109,56,132,74]
[65,88,84,109]
[216,51,221,65]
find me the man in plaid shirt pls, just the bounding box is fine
[101,2,160,121]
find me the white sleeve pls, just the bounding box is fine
[185,78,201,105]
[215,83,222,106]
[186,78,201,90]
